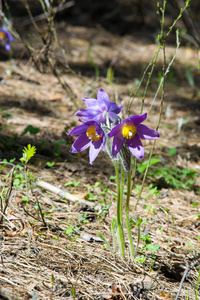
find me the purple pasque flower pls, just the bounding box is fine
[108,113,159,159]
[68,120,106,165]
[75,88,122,125]
[0,28,14,51]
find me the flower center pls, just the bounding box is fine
[86,125,102,141]
[121,123,137,139]
[0,32,6,40]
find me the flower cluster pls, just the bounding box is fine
[68,89,159,166]
[0,28,14,51]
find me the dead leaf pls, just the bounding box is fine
[159,292,172,299]
[101,283,127,300]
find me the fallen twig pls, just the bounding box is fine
[0,276,19,287]
[33,192,47,227]
[35,180,101,209]
[175,261,189,300]
[175,260,200,300]
[0,167,14,225]
[22,1,75,25]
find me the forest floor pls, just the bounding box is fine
[0,5,200,300]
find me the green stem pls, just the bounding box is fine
[114,161,125,258]
[120,164,125,224]
[126,171,135,259]
[111,217,116,252]
[135,223,141,258]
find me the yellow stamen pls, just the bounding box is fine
[0,32,6,39]
[121,123,137,139]
[86,125,101,141]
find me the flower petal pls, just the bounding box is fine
[136,124,160,140]
[68,123,88,136]
[97,88,110,111]
[70,134,90,153]
[5,42,11,51]
[127,135,144,159]
[82,97,99,109]
[129,113,147,126]
[112,135,124,156]
[75,108,101,120]
[94,122,104,135]
[89,141,102,164]
[107,111,121,124]
[6,31,14,42]
[108,123,123,138]
[109,102,122,114]
[93,114,106,124]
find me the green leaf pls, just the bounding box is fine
[135,255,146,263]
[22,196,29,203]
[146,244,160,253]
[106,66,114,83]
[46,162,55,168]
[65,225,74,235]
[136,217,143,226]
[98,232,113,253]
[137,158,161,173]
[192,202,199,208]
[185,68,194,87]
[144,205,152,211]
[71,287,76,299]
[168,148,177,156]
[10,158,16,163]
[21,125,40,136]
[51,273,55,283]
[20,144,36,164]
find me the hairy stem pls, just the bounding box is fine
[114,161,125,258]
[125,171,135,259]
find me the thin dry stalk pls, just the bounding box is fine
[0,167,14,225]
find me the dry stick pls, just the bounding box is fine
[127,57,155,117]
[3,0,77,105]
[33,192,47,227]
[175,260,200,300]
[20,0,76,102]
[31,182,64,211]
[0,167,14,224]
[0,161,29,201]
[148,31,180,114]
[169,0,199,47]
[35,180,101,210]
[0,210,15,229]
[0,276,19,287]
[134,1,188,208]
[0,195,3,212]
[175,261,190,300]
[22,1,75,25]
[21,0,42,34]
[134,30,180,210]
[23,208,44,223]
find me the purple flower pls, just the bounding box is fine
[0,28,14,51]
[108,113,159,159]
[75,88,122,125]
[68,120,106,165]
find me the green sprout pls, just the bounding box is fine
[20,144,36,165]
